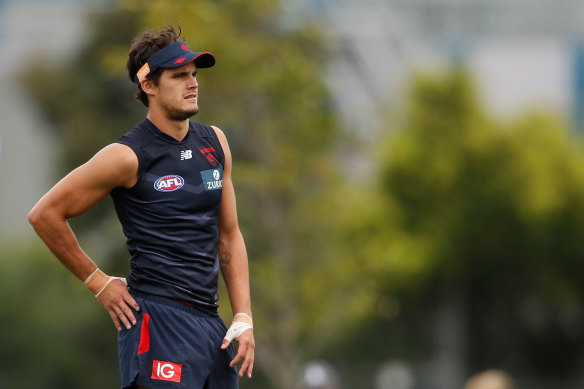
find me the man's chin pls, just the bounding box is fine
[170,108,199,121]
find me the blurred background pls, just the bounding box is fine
[2,0,584,388]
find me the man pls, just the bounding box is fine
[28,26,254,388]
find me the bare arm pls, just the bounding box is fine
[28,143,140,331]
[213,126,255,378]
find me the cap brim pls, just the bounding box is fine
[193,52,215,68]
[159,51,215,69]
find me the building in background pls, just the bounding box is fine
[287,0,584,132]
[0,0,93,244]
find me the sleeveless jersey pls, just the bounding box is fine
[110,118,225,314]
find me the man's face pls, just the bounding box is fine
[153,61,200,121]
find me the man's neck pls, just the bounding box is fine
[146,110,190,141]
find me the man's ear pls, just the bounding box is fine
[140,79,156,96]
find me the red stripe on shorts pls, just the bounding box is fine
[138,313,150,355]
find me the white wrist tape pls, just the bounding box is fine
[94,276,127,298]
[84,268,100,285]
[233,312,253,321]
[224,321,253,342]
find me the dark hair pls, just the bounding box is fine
[126,26,183,107]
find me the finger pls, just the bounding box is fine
[124,293,140,312]
[247,358,254,378]
[240,356,254,378]
[237,342,254,378]
[238,350,251,377]
[121,305,137,326]
[220,339,231,350]
[229,347,245,368]
[108,309,123,331]
[114,307,133,330]
[117,293,138,326]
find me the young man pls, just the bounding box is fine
[28,26,254,388]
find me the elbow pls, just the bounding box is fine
[28,205,41,229]
[28,202,49,231]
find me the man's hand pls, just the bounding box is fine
[85,269,140,331]
[221,314,255,378]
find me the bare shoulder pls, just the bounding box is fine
[94,143,137,164]
[211,125,232,156]
[211,125,227,144]
[86,143,138,188]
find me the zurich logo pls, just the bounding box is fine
[154,175,184,192]
[200,168,223,191]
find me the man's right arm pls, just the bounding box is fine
[28,143,140,331]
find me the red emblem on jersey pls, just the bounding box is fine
[200,147,218,167]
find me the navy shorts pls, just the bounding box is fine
[118,292,238,389]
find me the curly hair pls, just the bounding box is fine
[126,26,184,107]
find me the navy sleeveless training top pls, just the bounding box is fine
[110,118,225,314]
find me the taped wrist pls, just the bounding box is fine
[233,312,253,323]
[84,268,127,298]
[84,268,109,296]
[224,313,253,342]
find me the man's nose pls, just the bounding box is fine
[187,76,198,88]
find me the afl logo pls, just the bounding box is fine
[154,175,184,192]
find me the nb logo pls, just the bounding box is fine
[180,150,192,160]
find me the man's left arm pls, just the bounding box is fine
[213,126,255,378]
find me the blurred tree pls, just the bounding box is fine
[341,68,584,383]
[21,0,368,388]
[0,243,118,389]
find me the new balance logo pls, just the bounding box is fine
[180,150,192,160]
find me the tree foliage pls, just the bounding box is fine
[0,243,119,389]
[365,68,584,379]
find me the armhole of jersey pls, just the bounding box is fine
[195,122,226,167]
[207,125,226,167]
[116,140,143,191]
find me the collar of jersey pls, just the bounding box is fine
[144,118,191,144]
